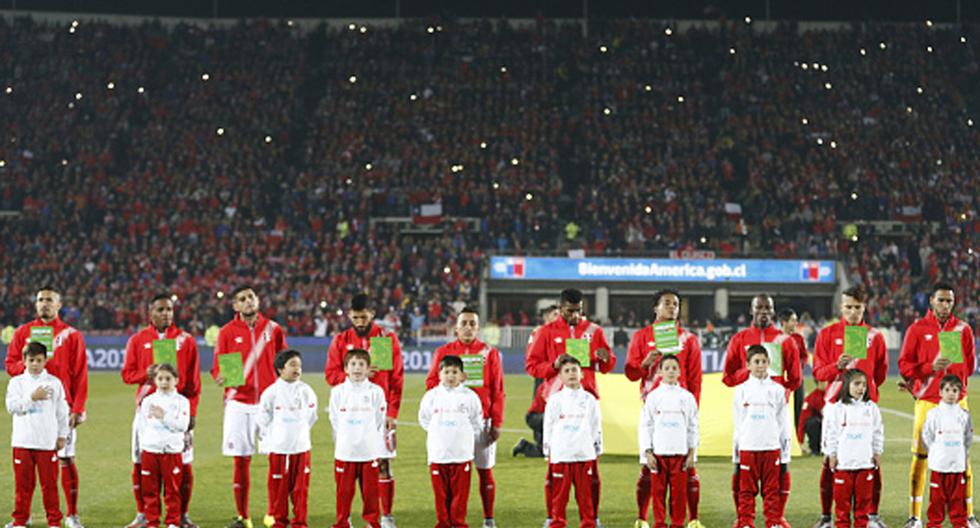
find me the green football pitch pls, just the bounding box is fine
[1,372,977,527]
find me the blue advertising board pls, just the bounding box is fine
[489,256,836,284]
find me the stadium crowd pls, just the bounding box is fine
[0,16,976,337]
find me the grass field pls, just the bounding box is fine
[1,372,978,528]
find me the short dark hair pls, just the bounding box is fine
[658,354,681,369]
[150,293,172,305]
[24,342,48,358]
[350,293,371,311]
[153,363,179,379]
[932,283,955,297]
[556,354,582,369]
[746,344,769,363]
[560,288,584,304]
[839,368,869,404]
[343,349,371,367]
[459,307,479,317]
[274,349,302,374]
[439,354,464,371]
[653,289,681,308]
[841,285,867,303]
[777,308,797,324]
[231,285,255,299]
[37,285,60,295]
[753,293,773,303]
[940,374,964,392]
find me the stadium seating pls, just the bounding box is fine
[0,17,975,336]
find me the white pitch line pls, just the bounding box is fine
[881,406,980,443]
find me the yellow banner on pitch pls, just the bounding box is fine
[596,372,801,457]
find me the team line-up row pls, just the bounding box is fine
[2,283,976,528]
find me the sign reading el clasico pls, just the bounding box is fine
[489,256,836,284]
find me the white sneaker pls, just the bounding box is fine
[482,520,497,528]
[542,519,551,528]
[63,517,85,528]
[166,525,180,528]
[595,520,604,528]
[868,515,888,528]
[967,517,980,528]
[812,515,832,528]
[380,516,397,528]
[125,513,146,528]
[634,520,651,528]
[902,517,921,528]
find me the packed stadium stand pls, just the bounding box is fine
[0,16,976,336]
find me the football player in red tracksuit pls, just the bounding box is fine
[777,309,808,432]
[5,286,88,528]
[811,286,888,528]
[898,283,977,528]
[723,294,802,527]
[122,294,202,528]
[525,288,615,527]
[325,294,404,528]
[211,286,288,528]
[515,304,561,459]
[625,289,703,528]
[426,307,506,528]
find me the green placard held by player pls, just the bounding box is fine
[461,354,485,387]
[843,326,868,360]
[370,337,394,371]
[939,331,963,363]
[566,338,591,368]
[653,321,680,354]
[30,326,54,357]
[153,339,178,368]
[219,352,245,387]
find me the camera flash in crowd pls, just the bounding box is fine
[525,193,533,201]
[511,157,520,166]
[216,127,225,136]
[365,163,373,170]
[968,118,974,127]
[824,82,832,90]
[599,45,608,53]
[137,86,145,94]
[320,301,328,309]
[480,141,487,149]
[603,107,611,115]
[107,82,115,90]
[75,92,83,100]
[170,295,178,302]
[925,20,933,27]
[879,41,887,50]
[349,75,357,84]
[664,27,673,36]
[677,95,685,103]
[744,16,752,24]
[202,73,210,81]
[644,206,652,214]
[492,182,500,189]
[644,84,652,92]
[5,86,12,94]
[0,160,6,168]
[410,93,418,101]
[216,291,224,299]
[859,48,867,56]
[729,48,736,55]
[265,135,272,143]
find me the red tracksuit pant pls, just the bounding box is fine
[12,448,61,527]
[430,462,472,528]
[833,469,874,528]
[549,461,596,528]
[652,455,687,528]
[267,452,310,528]
[141,452,183,528]
[927,471,968,528]
[736,450,781,528]
[333,460,380,528]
